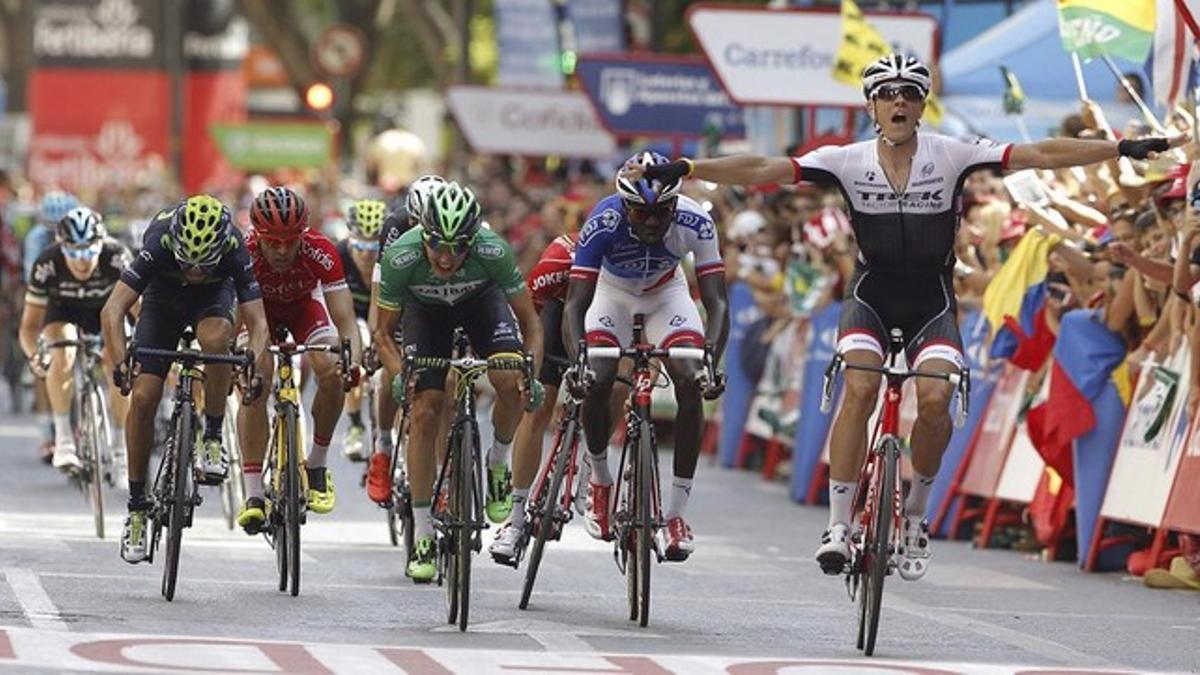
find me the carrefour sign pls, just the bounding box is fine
[688,4,937,107]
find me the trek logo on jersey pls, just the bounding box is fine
[856,189,945,205]
[303,243,335,271]
[409,280,487,304]
[580,208,621,246]
[474,242,505,260]
[389,248,421,269]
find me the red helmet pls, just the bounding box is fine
[250,186,309,242]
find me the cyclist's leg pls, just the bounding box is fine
[292,296,341,512]
[462,288,526,523]
[579,282,629,541]
[41,312,80,469]
[193,283,237,483]
[234,320,273,532]
[343,319,370,460]
[369,322,403,491]
[645,278,707,559]
[96,315,130,469]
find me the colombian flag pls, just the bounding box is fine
[1057,0,1156,62]
[982,229,1061,363]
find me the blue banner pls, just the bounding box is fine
[495,0,563,89]
[576,55,744,139]
[719,282,762,468]
[567,0,624,54]
[929,310,1002,537]
[790,301,841,502]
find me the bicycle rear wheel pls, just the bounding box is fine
[270,423,288,593]
[859,437,898,656]
[285,406,302,597]
[521,415,577,610]
[635,419,653,628]
[162,405,194,602]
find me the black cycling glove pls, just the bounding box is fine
[1117,137,1170,160]
[643,160,692,184]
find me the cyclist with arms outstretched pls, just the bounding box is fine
[625,52,1183,580]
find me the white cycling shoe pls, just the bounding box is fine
[898,515,931,581]
[489,522,527,567]
[52,440,82,472]
[816,523,850,575]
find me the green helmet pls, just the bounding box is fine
[165,194,232,269]
[347,199,387,240]
[420,181,482,247]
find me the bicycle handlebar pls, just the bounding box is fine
[819,353,971,428]
[585,345,707,361]
[270,338,356,391]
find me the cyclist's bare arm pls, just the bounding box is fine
[508,289,543,377]
[18,302,45,360]
[372,305,404,375]
[239,298,272,382]
[688,155,795,186]
[1008,135,1184,170]
[324,285,362,364]
[698,273,730,359]
[100,280,140,371]
[564,277,597,361]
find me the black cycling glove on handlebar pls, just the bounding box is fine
[1117,137,1169,159]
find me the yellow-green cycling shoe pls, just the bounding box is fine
[237,497,266,534]
[306,466,336,514]
[407,535,437,583]
[486,464,513,524]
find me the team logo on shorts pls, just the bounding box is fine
[599,316,615,328]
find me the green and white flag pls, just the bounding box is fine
[1057,0,1155,62]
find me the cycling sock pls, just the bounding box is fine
[829,480,857,528]
[127,481,147,509]
[309,433,331,468]
[244,463,264,500]
[376,430,394,455]
[904,471,936,518]
[412,502,433,540]
[38,412,53,442]
[588,450,613,484]
[204,414,223,440]
[666,477,693,520]
[488,438,513,469]
[510,489,530,527]
[111,426,126,450]
[53,414,72,446]
[348,411,363,428]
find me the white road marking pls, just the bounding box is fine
[2,568,69,632]
[437,618,663,652]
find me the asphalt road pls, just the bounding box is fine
[1,410,1198,674]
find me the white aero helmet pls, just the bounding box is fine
[861,52,932,101]
[405,174,448,224]
[615,151,682,207]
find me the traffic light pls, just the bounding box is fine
[560,50,577,76]
[305,82,334,113]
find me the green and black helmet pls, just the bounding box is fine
[347,199,387,240]
[420,181,482,250]
[165,194,233,269]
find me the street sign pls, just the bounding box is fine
[687,4,937,107]
[313,24,366,78]
[445,86,615,158]
[576,53,744,139]
[210,122,332,169]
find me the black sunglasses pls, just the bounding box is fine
[874,84,924,102]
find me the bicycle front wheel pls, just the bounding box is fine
[285,406,302,597]
[80,388,105,539]
[520,415,578,610]
[455,423,477,632]
[162,405,194,602]
[635,419,654,628]
[443,428,461,625]
[859,437,898,656]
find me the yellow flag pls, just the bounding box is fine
[833,0,944,126]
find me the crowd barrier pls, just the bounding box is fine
[719,281,1200,573]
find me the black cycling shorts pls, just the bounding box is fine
[837,268,963,369]
[133,279,238,377]
[43,301,102,336]
[538,299,569,389]
[402,286,523,393]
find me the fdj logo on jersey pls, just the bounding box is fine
[580,209,621,246]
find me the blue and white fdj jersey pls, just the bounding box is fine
[570,194,725,295]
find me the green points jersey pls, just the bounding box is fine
[377,227,526,310]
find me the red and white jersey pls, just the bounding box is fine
[527,233,579,312]
[248,230,348,305]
